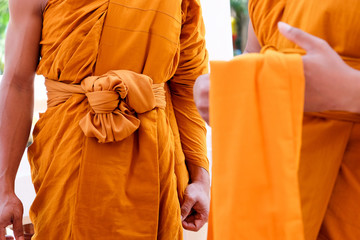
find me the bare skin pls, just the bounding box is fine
[194,20,360,124]
[0,0,45,239]
[181,163,210,231]
[278,22,360,113]
[0,0,210,237]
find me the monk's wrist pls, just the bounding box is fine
[0,180,15,195]
[344,69,360,113]
[187,163,210,186]
[0,171,15,194]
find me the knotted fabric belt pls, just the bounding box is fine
[45,70,166,143]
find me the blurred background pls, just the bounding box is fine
[0,0,9,74]
[230,0,249,55]
[0,0,249,239]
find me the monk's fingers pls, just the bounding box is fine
[0,227,6,240]
[182,199,208,231]
[278,22,329,53]
[189,214,206,231]
[194,74,210,90]
[182,217,197,231]
[194,74,209,98]
[181,202,195,222]
[12,214,24,240]
[198,110,209,125]
[192,217,206,231]
[181,194,197,221]
[195,100,210,124]
[182,214,206,231]
[182,215,197,231]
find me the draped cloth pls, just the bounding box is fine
[209,0,360,239]
[27,0,209,239]
[208,51,305,240]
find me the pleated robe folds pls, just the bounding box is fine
[208,0,360,239]
[27,0,209,239]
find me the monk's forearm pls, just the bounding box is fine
[345,69,360,113]
[187,162,210,188]
[0,77,34,193]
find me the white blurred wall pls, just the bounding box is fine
[202,0,233,61]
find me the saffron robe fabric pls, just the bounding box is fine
[27,0,209,239]
[208,0,360,239]
[208,51,305,240]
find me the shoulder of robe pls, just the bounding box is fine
[181,0,202,25]
[248,0,286,46]
[178,0,206,54]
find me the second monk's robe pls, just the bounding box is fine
[208,51,305,240]
[208,0,360,239]
[27,0,209,239]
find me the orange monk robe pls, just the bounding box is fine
[209,0,360,239]
[208,50,305,240]
[27,0,209,239]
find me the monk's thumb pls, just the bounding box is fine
[278,22,319,53]
[181,196,195,221]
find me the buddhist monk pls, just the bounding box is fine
[0,0,210,239]
[194,0,360,239]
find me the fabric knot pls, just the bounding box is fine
[260,44,278,53]
[45,70,166,144]
[79,70,160,143]
[85,91,120,114]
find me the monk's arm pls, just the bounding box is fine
[0,0,42,238]
[169,0,209,178]
[0,0,42,195]
[169,0,210,231]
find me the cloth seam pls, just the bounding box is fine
[109,1,181,24]
[103,25,178,46]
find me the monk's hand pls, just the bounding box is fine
[194,74,210,125]
[278,22,360,113]
[0,191,24,240]
[181,164,210,231]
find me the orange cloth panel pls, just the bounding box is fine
[208,50,305,240]
[28,0,209,239]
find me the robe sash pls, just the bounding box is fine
[45,70,166,143]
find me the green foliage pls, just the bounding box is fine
[0,0,9,36]
[0,0,9,74]
[230,0,248,20]
[230,0,248,53]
